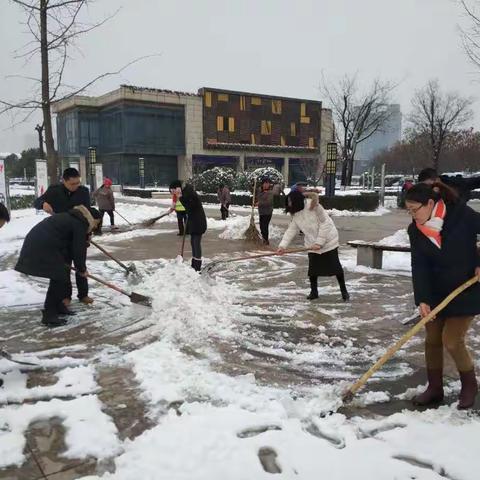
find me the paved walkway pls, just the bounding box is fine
[1,202,479,479]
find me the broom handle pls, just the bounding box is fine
[251,177,257,218]
[219,246,317,264]
[345,275,480,399]
[116,211,132,225]
[70,266,131,297]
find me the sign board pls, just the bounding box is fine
[95,164,103,190]
[35,159,49,198]
[0,159,8,208]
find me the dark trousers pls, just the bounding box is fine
[99,209,115,227]
[45,279,70,313]
[191,234,203,271]
[220,203,230,220]
[309,272,347,293]
[176,211,187,235]
[259,214,272,242]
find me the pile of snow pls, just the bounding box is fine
[0,395,121,468]
[379,229,409,247]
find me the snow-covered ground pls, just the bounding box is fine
[2,204,480,479]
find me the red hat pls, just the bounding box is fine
[103,177,113,187]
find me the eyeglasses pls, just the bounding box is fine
[406,204,424,216]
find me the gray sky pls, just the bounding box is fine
[1,0,479,153]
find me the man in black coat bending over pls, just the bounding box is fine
[34,168,93,305]
[15,206,101,327]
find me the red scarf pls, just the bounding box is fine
[416,200,446,249]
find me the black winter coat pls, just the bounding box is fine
[15,210,89,281]
[180,184,207,235]
[34,184,91,213]
[408,202,480,317]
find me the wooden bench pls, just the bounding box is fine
[347,241,411,269]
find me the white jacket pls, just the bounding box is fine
[279,193,339,255]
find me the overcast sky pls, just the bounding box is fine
[1,0,479,153]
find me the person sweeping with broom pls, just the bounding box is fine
[277,190,349,301]
[405,182,480,409]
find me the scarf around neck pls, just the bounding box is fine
[416,199,446,249]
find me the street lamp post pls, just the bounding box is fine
[88,147,97,193]
[139,157,145,189]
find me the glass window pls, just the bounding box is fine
[261,120,272,135]
[272,99,282,114]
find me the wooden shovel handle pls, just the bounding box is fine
[70,266,130,297]
[344,275,480,400]
[90,240,130,272]
[220,246,317,264]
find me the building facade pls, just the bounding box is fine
[354,104,402,175]
[53,85,335,186]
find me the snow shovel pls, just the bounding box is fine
[141,210,171,227]
[90,240,137,275]
[203,246,318,273]
[70,267,151,307]
[1,349,38,366]
[116,211,132,225]
[341,275,480,403]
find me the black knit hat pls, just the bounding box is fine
[285,190,305,214]
[169,180,182,190]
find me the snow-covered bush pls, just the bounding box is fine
[193,167,236,193]
[235,167,284,192]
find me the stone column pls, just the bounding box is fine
[237,153,245,173]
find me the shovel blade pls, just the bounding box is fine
[129,292,152,307]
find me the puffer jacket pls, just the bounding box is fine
[93,186,115,211]
[279,192,339,254]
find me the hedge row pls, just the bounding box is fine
[10,195,35,210]
[200,193,380,212]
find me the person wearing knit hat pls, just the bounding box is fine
[93,177,118,233]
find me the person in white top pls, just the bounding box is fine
[277,190,349,301]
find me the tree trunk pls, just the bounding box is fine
[40,0,58,183]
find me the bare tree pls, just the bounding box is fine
[2,1,154,182]
[320,74,396,186]
[298,157,324,187]
[460,0,480,69]
[409,79,473,171]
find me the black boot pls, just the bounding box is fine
[337,273,350,301]
[341,288,350,302]
[41,309,67,328]
[56,303,76,316]
[413,369,444,406]
[307,276,319,300]
[191,258,202,272]
[0,378,3,388]
[458,369,478,410]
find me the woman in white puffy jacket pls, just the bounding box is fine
[277,190,349,301]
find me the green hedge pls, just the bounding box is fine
[10,195,35,210]
[199,193,379,211]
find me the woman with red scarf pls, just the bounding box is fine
[406,183,480,409]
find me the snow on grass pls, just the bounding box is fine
[0,395,121,468]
